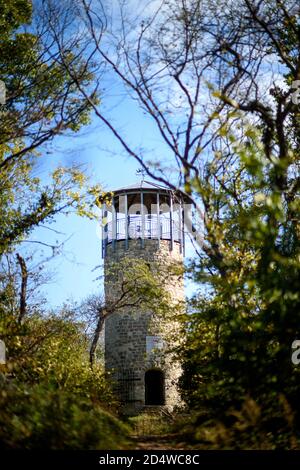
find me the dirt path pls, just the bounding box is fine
[131,435,188,450]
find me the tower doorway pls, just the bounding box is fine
[145,369,165,405]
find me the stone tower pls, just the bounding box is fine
[102,181,186,415]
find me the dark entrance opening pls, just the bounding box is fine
[145,369,165,405]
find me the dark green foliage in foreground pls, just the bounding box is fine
[173,0,300,447]
[171,397,298,450]
[178,122,300,447]
[0,265,128,449]
[0,307,129,449]
[0,376,129,450]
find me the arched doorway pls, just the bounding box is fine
[145,369,165,405]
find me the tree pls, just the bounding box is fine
[0,157,102,256]
[0,0,105,256]
[0,307,129,449]
[0,0,98,171]
[177,123,300,447]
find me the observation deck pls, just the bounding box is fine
[101,181,187,257]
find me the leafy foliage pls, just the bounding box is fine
[0,158,102,255]
[0,0,96,169]
[0,291,127,449]
[179,120,300,447]
[0,377,129,450]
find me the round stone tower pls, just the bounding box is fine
[102,181,186,415]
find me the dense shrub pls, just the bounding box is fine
[0,375,130,449]
[0,310,126,449]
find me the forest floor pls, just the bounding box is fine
[130,434,190,450]
[127,411,193,449]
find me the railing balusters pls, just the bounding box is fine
[107,215,179,244]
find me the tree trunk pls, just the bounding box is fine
[89,310,105,367]
[16,253,28,323]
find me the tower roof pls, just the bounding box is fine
[113,180,171,194]
[107,180,191,204]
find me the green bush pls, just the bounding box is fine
[0,375,130,449]
[172,396,300,450]
[13,314,115,406]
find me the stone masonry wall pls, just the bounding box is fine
[104,239,184,415]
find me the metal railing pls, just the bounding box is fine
[106,215,181,243]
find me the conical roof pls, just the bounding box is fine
[113,180,172,194]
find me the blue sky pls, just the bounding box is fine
[25,87,198,309]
